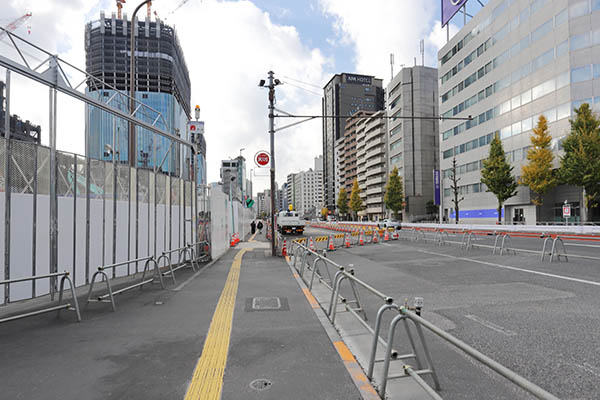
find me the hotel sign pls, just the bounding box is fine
[442,0,468,27]
[345,74,372,85]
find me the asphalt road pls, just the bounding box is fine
[296,225,600,400]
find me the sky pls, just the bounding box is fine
[1,0,487,195]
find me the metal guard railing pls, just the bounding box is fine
[288,240,561,400]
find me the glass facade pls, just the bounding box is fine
[87,90,188,175]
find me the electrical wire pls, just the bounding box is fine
[281,75,323,89]
[280,80,322,97]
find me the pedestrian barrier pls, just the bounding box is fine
[86,256,164,312]
[314,222,600,264]
[492,233,516,256]
[433,230,449,246]
[287,240,561,400]
[540,235,568,263]
[0,272,81,324]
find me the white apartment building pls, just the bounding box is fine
[286,157,323,218]
[439,0,600,224]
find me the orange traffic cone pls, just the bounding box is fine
[384,229,390,241]
[282,239,287,257]
[373,230,379,244]
[230,234,236,247]
[344,233,351,248]
[309,237,316,251]
[359,231,364,246]
[328,235,336,251]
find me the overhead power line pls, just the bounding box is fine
[274,114,473,121]
[281,75,323,90]
[280,80,322,97]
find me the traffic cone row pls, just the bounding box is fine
[328,235,336,251]
[344,233,351,248]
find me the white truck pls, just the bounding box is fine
[277,210,305,235]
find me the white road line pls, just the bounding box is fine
[419,249,600,287]
[564,242,600,248]
[464,314,517,336]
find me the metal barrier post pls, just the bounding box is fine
[56,273,82,321]
[367,303,398,379]
[157,252,176,284]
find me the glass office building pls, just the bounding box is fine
[439,0,600,223]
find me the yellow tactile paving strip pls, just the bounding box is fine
[184,248,249,400]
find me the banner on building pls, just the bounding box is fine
[442,0,468,27]
[433,169,441,205]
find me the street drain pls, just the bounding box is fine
[249,378,272,391]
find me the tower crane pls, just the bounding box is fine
[0,13,32,40]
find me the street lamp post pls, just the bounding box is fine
[128,0,153,168]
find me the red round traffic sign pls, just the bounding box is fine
[255,151,270,167]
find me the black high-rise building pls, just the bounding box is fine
[322,73,384,212]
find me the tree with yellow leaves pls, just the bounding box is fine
[520,115,557,206]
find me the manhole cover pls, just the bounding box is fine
[244,297,290,311]
[250,379,272,391]
[252,297,281,310]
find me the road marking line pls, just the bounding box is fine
[184,248,249,400]
[301,288,320,309]
[570,362,600,377]
[333,341,380,399]
[419,249,600,287]
[564,242,600,248]
[465,314,517,336]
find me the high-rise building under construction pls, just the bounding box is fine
[84,11,191,174]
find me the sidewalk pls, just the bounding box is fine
[0,233,374,399]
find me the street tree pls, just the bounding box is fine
[558,103,600,221]
[349,178,363,221]
[321,207,329,220]
[450,157,464,224]
[384,167,404,219]
[520,115,557,208]
[337,187,349,220]
[481,134,518,223]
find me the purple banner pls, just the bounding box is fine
[434,170,441,205]
[442,0,468,26]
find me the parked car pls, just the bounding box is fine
[377,219,401,230]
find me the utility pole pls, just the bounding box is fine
[259,71,281,256]
[268,71,276,256]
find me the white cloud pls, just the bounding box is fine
[318,0,452,85]
[2,0,107,153]
[157,0,330,193]
[2,0,331,195]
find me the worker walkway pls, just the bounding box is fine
[0,233,370,400]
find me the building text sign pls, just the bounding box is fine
[345,74,372,85]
